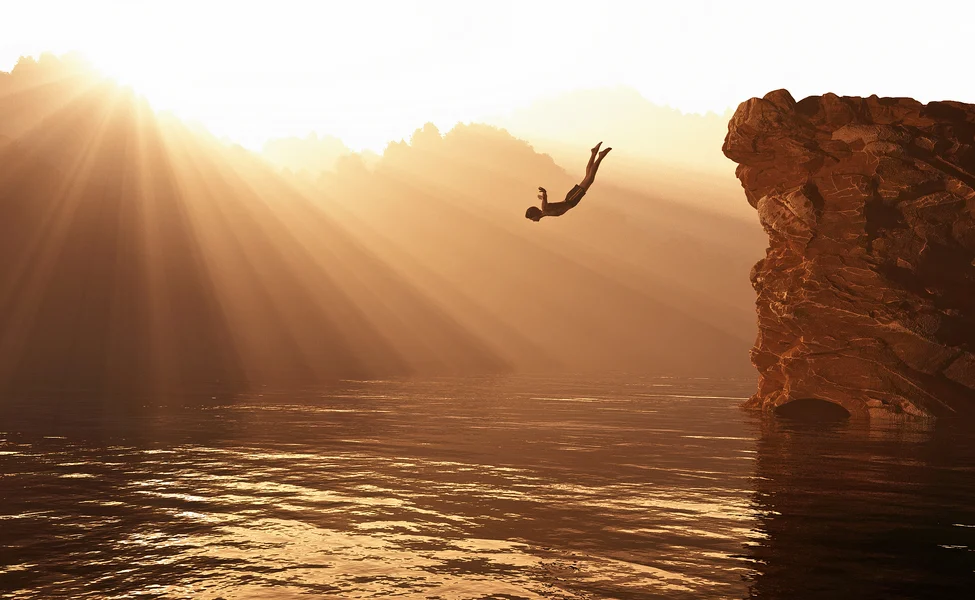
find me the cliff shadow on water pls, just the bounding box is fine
[743,415,975,599]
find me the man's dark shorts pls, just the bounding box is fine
[564,184,586,207]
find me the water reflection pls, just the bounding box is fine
[744,416,975,600]
[1,376,973,599]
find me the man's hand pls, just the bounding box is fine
[537,187,547,202]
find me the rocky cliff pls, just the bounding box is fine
[723,89,975,419]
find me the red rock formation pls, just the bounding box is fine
[723,89,975,419]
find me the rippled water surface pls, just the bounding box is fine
[1,375,974,599]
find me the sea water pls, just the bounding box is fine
[1,375,973,599]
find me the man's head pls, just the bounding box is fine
[525,206,543,221]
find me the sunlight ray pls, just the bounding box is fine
[0,83,128,384]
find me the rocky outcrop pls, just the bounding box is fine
[723,89,975,419]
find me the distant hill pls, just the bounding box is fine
[0,56,764,399]
[0,57,505,396]
[308,121,765,376]
[263,132,353,175]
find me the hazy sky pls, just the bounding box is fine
[1,0,970,151]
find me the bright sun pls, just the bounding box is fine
[5,0,973,154]
[0,1,645,153]
[25,0,595,154]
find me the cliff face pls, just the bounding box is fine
[723,89,975,419]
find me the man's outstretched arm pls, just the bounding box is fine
[538,187,548,210]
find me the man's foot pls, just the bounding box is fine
[598,147,612,158]
[591,142,603,153]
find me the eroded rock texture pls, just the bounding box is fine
[723,89,975,419]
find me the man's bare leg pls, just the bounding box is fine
[581,146,612,189]
[585,142,602,179]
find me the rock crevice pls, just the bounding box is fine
[723,89,975,418]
